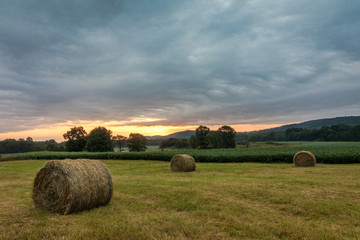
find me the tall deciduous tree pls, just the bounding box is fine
[195,125,211,149]
[190,135,198,149]
[159,138,176,149]
[86,127,113,152]
[127,133,147,152]
[113,135,127,152]
[217,125,236,148]
[63,126,88,151]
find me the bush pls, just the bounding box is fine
[4,144,360,164]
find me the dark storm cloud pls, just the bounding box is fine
[0,0,360,133]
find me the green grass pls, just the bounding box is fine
[1,160,360,239]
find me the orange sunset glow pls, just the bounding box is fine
[0,122,285,142]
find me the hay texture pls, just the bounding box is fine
[293,151,316,167]
[170,154,196,172]
[32,159,113,215]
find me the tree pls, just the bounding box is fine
[217,125,236,148]
[127,133,147,152]
[63,126,88,151]
[0,139,19,153]
[44,139,59,151]
[353,125,360,140]
[285,128,303,141]
[159,138,176,149]
[174,138,190,148]
[17,138,34,152]
[112,135,127,152]
[86,127,113,152]
[190,135,198,149]
[247,132,260,142]
[195,125,211,149]
[209,131,220,148]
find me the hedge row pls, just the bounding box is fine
[2,146,360,164]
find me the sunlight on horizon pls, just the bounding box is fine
[0,121,286,142]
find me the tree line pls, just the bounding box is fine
[160,124,360,149]
[2,123,358,154]
[237,124,360,142]
[0,137,65,154]
[63,126,147,152]
[0,126,148,154]
[160,125,237,149]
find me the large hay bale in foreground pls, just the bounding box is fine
[170,154,196,172]
[33,159,113,215]
[293,151,316,167]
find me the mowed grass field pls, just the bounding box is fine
[1,160,360,239]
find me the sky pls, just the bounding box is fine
[0,0,360,141]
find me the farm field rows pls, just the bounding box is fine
[2,142,360,164]
[1,160,360,239]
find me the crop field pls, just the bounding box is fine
[1,159,360,239]
[2,142,360,164]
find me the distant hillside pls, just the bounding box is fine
[146,116,360,139]
[146,130,195,140]
[166,130,195,138]
[259,116,360,133]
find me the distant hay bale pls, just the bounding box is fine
[293,151,316,167]
[32,159,113,215]
[170,154,196,172]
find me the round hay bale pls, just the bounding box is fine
[32,159,113,215]
[170,154,196,172]
[293,151,316,167]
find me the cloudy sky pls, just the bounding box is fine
[0,0,359,140]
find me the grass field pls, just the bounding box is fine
[1,160,360,239]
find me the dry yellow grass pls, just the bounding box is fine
[1,160,360,239]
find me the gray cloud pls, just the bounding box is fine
[1,0,360,133]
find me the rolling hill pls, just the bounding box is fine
[259,116,360,133]
[146,116,360,139]
[146,130,195,140]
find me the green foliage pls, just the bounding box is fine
[0,138,32,153]
[241,124,360,142]
[174,138,190,148]
[190,135,197,149]
[159,138,190,149]
[86,127,113,152]
[146,138,163,146]
[113,135,127,152]
[0,138,64,154]
[63,126,88,151]
[192,125,236,149]
[208,131,219,148]
[195,125,211,149]
[217,125,236,148]
[264,116,360,132]
[127,133,147,152]
[4,142,360,164]
[159,138,176,149]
